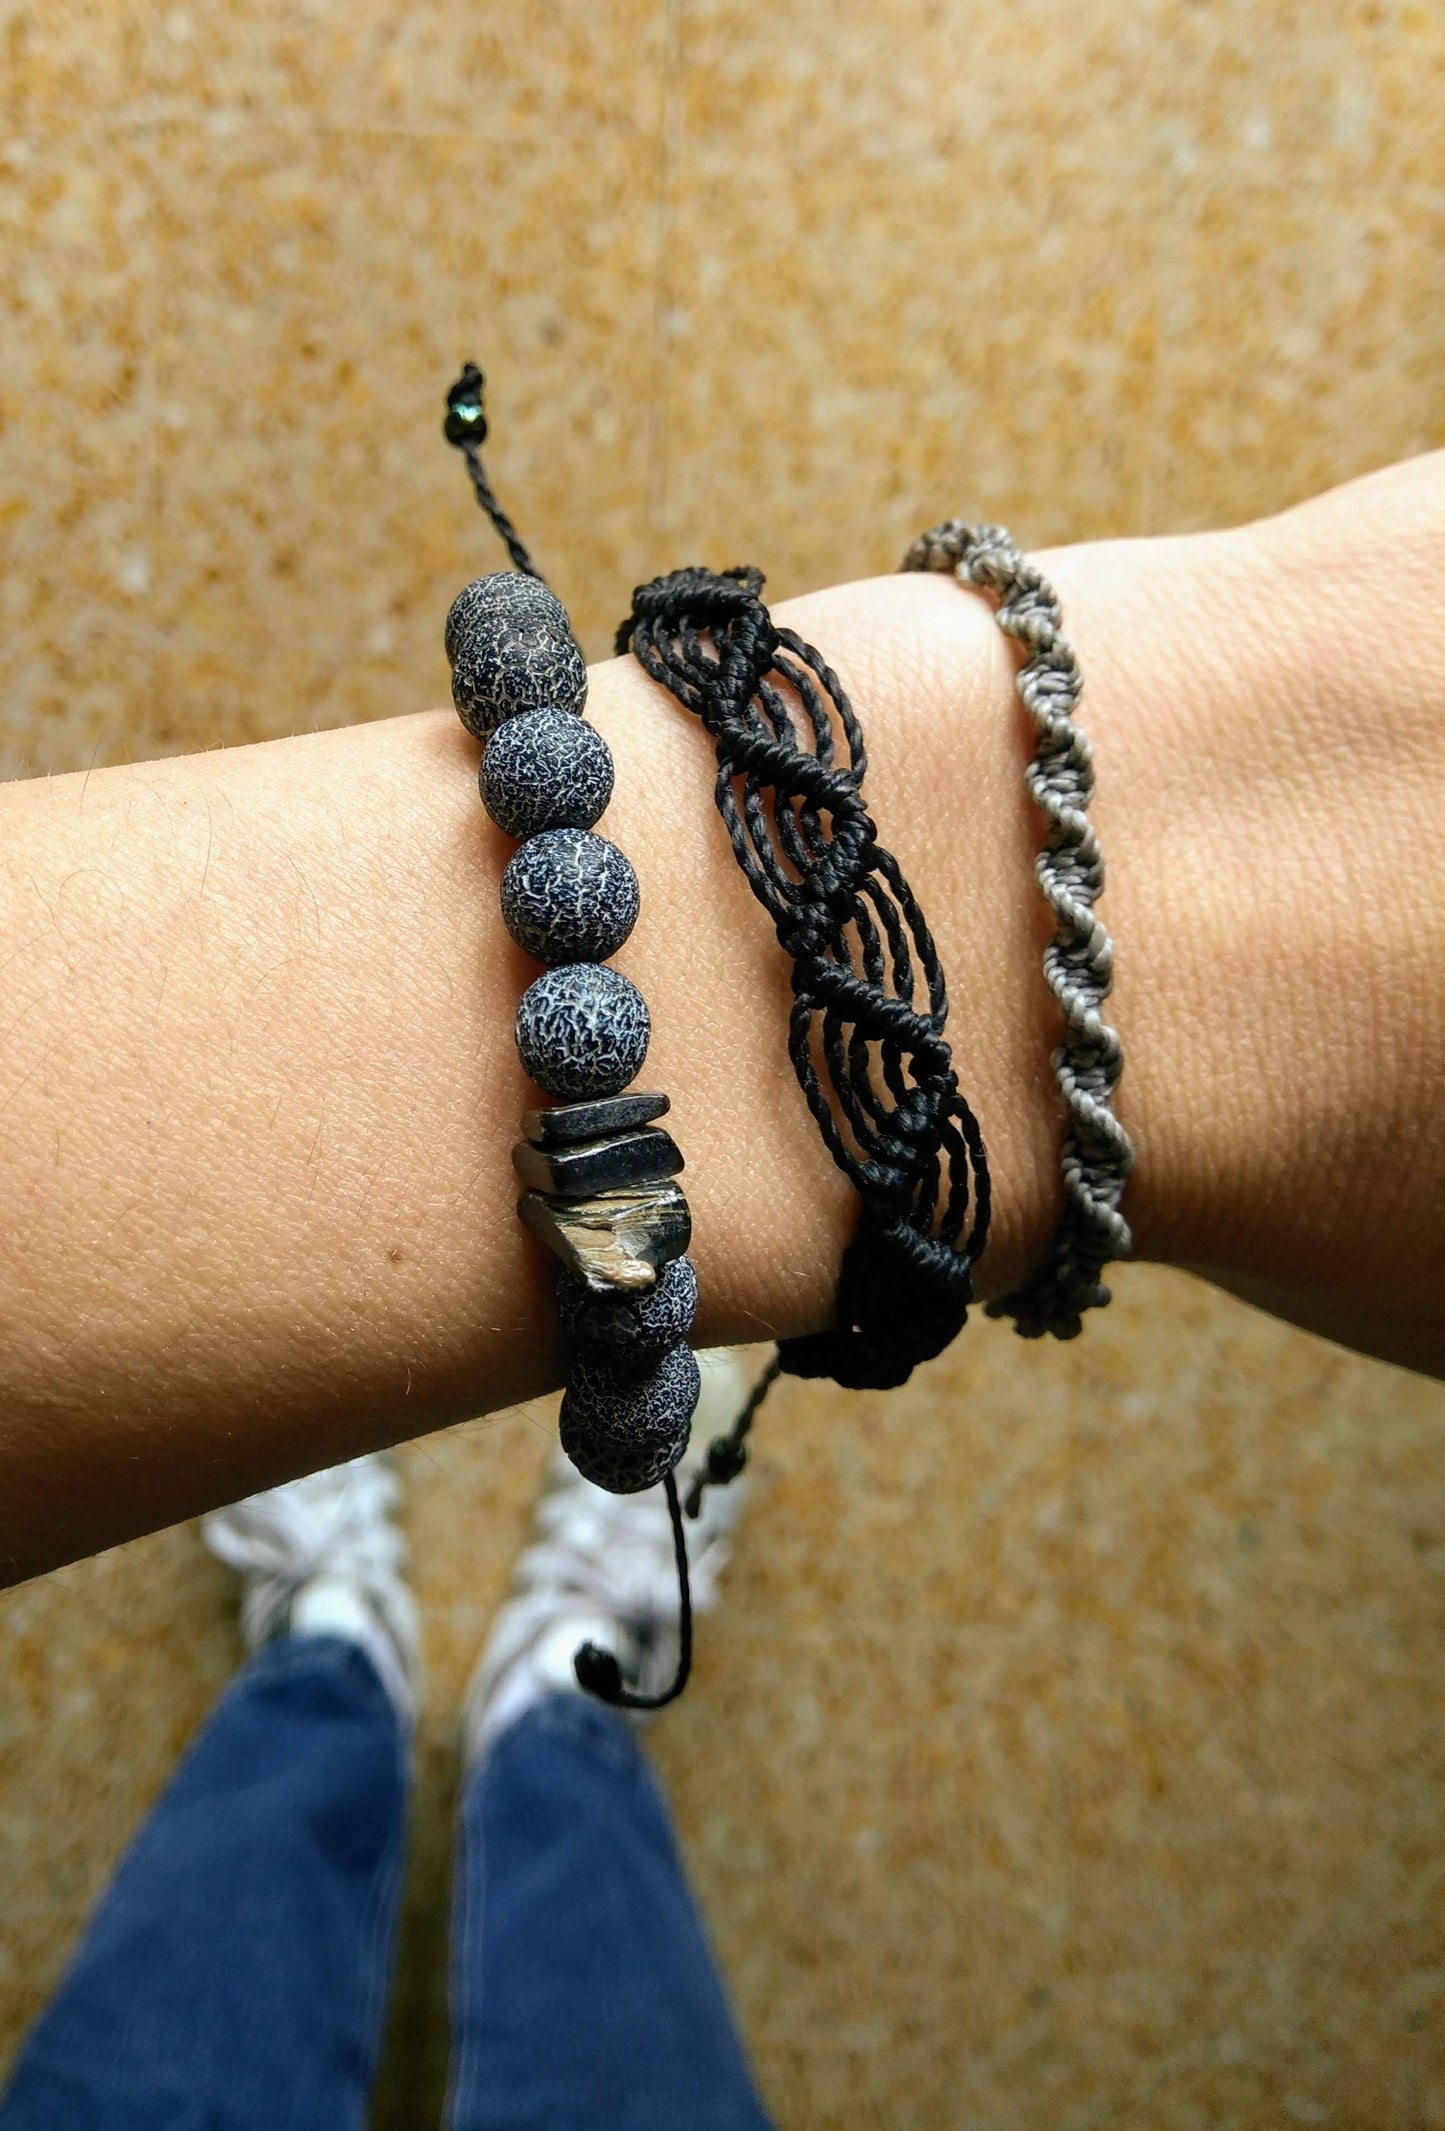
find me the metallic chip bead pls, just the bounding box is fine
[556,1254,699,1360]
[523,1090,670,1149]
[481,708,614,841]
[445,572,587,741]
[517,1179,691,1294]
[501,828,639,967]
[515,963,650,1100]
[512,1124,683,1200]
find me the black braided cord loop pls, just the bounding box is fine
[618,567,990,1394]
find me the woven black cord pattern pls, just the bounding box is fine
[619,566,991,1394]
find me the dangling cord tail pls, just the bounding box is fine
[685,1352,784,1520]
[573,1473,694,1710]
[442,364,544,580]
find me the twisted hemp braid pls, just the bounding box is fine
[902,522,1134,1339]
[619,565,991,1400]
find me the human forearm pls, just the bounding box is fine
[1,452,1440,1581]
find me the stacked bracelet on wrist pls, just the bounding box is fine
[902,523,1134,1337]
[438,361,1134,1706]
[443,369,701,1707]
[618,563,992,1510]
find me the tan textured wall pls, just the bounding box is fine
[1,2,1442,2125]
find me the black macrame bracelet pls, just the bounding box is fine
[618,566,991,1501]
[442,366,699,1711]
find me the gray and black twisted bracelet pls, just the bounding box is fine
[902,523,1134,1339]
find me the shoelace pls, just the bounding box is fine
[204,1461,411,1650]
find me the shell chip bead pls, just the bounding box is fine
[518,1181,692,1295]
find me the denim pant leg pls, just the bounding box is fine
[0,1634,408,2131]
[447,1691,775,2131]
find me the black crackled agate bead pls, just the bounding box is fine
[556,1254,699,1360]
[500,827,639,967]
[446,572,587,741]
[515,964,650,1101]
[559,1341,700,1493]
[560,1412,691,1494]
[481,708,614,840]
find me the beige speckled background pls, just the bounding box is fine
[1,2,1442,2125]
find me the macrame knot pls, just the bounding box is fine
[617,566,773,661]
[705,1435,749,1484]
[623,564,991,1398]
[780,1211,975,1391]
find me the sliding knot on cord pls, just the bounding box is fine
[620,565,990,1403]
[780,1212,977,1390]
[442,364,543,581]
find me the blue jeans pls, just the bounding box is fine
[0,1636,774,2131]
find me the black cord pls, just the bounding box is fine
[442,364,544,580]
[684,1351,782,1520]
[619,566,991,1400]
[572,1473,694,1710]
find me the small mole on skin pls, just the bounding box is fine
[387,1246,405,1264]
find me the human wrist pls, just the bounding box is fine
[1042,467,1445,1371]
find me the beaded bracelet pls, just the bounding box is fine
[443,367,700,1708]
[901,523,1134,1338]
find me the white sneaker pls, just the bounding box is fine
[202,1454,421,1723]
[462,1350,755,1759]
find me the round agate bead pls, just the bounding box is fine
[481,709,613,840]
[559,1342,700,1494]
[560,1410,691,1495]
[515,964,650,1100]
[445,572,587,741]
[556,1255,699,1360]
[501,828,639,967]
